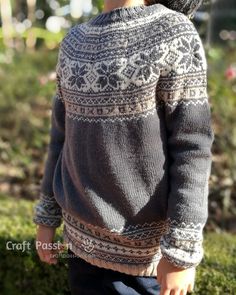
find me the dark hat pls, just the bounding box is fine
[147,0,204,17]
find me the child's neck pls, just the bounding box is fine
[103,0,145,13]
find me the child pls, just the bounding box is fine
[33,0,214,294]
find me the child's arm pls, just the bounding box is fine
[33,47,65,228]
[33,93,65,228]
[156,20,214,292]
[33,45,65,263]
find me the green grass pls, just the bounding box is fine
[0,194,68,295]
[0,194,236,295]
[195,233,236,294]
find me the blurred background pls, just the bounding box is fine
[0,0,236,294]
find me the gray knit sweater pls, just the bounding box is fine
[33,3,214,276]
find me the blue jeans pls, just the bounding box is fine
[67,249,161,295]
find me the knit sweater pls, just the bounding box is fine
[33,3,214,276]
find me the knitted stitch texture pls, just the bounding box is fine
[33,3,214,276]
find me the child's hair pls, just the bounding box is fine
[144,0,204,16]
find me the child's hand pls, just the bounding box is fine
[156,256,195,295]
[35,224,63,265]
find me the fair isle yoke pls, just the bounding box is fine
[33,3,214,276]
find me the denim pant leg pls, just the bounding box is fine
[102,269,161,295]
[67,249,105,295]
[67,249,161,295]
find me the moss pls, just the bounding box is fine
[0,194,236,295]
[193,232,236,294]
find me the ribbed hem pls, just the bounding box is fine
[63,229,160,277]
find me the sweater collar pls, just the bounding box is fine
[88,4,160,26]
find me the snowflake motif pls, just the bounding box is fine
[96,61,123,90]
[134,52,159,84]
[68,63,89,89]
[178,37,202,70]
[149,46,166,65]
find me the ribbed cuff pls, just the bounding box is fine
[159,219,205,269]
[33,193,62,228]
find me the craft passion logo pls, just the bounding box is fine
[81,238,94,253]
[5,240,72,253]
[5,239,95,256]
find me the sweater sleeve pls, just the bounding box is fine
[156,27,214,268]
[33,46,65,228]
